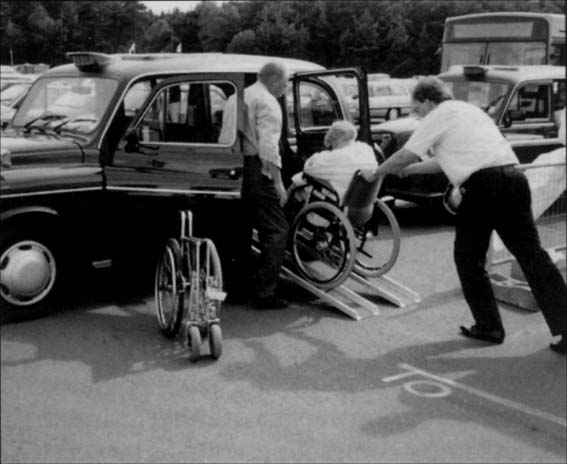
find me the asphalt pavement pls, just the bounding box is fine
[1,203,566,463]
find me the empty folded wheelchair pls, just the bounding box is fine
[154,211,226,362]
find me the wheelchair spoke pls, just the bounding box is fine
[354,199,401,278]
[291,201,355,289]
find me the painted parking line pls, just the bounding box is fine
[383,363,566,428]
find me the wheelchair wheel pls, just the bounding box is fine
[203,239,223,321]
[290,201,356,290]
[187,324,202,362]
[353,199,401,278]
[154,238,183,338]
[209,323,223,360]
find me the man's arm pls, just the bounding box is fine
[255,97,287,205]
[265,161,287,206]
[400,157,442,177]
[362,147,420,180]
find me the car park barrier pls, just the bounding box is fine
[488,159,566,311]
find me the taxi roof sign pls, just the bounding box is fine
[463,65,487,79]
[66,52,114,72]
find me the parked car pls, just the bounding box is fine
[368,78,412,122]
[0,65,36,91]
[373,65,566,207]
[0,51,374,322]
[0,82,32,106]
[368,73,390,81]
[0,82,33,129]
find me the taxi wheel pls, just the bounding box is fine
[0,226,64,323]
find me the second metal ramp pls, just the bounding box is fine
[252,239,421,321]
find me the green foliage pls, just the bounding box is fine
[0,0,563,74]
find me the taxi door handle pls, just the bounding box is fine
[209,167,242,180]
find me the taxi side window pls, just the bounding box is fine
[508,84,549,121]
[138,81,234,145]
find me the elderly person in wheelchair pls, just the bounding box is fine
[286,120,400,289]
[289,119,378,206]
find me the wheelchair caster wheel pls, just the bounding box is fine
[187,325,202,362]
[209,323,223,360]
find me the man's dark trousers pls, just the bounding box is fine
[454,165,567,335]
[233,155,288,300]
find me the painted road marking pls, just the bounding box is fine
[402,379,453,398]
[383,363,566,428]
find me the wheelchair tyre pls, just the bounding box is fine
[290,201,356,290]
[354,199,401,278]
[209,323,223,360]
[187,324,202,362]
[204,239,223,320]
[155,238,184,338]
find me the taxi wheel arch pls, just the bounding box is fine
[0,215,68,323]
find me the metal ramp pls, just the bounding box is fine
[252,240,421,321]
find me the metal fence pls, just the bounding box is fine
[488,158,566,311]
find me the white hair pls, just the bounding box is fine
[324,120,357,148]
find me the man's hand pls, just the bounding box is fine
[276,182,288,207]
[360,168,378,182]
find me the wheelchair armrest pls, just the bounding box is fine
[303,174,340,204]
[302,173,335,192]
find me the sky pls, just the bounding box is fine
[141,1,220,14]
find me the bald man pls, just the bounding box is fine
[220,62,290,309]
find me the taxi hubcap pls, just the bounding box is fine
[0,240,56,306]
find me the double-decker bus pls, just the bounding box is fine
[441,12,565,72]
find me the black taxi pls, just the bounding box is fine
[373,65,566,207]
[0,52,373,321]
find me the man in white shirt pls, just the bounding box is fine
[367,76,566,354]
[220,62,290,309]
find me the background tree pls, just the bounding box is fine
[197,2,241,52]
[254,2,308,58]
[1,0,563,75]
[227,29,260,54]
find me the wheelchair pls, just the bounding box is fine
[154,210,226,362]
[286,171,401,290]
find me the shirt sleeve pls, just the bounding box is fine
[254,97,282,168]
[404,107,448,160]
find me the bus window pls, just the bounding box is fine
[441,12,565,72]
[486,42,547,66]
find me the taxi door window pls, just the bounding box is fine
[138,81,235,145]
[508,83,549,121]
[297,82,339,129]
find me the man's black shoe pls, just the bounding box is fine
[460,325,505,344]
[550,335,567,355]
[251,296,288,310]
